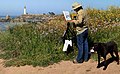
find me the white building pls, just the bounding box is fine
[24,6,27,15]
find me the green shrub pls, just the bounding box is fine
[0,23,76,67]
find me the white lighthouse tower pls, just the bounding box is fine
[24,6,27,15]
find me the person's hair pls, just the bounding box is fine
[74,6,83,12]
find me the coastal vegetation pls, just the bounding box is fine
[0,6,120,67]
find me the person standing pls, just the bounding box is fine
[70,2,89,63]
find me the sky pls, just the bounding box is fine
[0,0,120,16]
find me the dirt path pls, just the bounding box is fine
[0,58,120,74]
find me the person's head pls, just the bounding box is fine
[72,2,83,12]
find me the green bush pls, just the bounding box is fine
[0,24,76,67]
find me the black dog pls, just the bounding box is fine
[91,41,119,70]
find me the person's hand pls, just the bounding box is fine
[70,20,76,23]
[67,20,76,23]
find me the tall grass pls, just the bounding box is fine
[0,22,76,67]
[0,6,120,67]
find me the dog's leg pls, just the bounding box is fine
[103,56,107,70]
[110,52,115,58]
[114,51,119,65]
[114,44,119,65]
[97,54,101,68]
[117,55,119,65]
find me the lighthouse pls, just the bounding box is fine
[24,6,27,15]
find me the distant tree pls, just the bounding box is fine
[43,13,46,15]
[48,12,55,15]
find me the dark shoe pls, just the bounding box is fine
[84,59,89,62]
[73,59,83,64]
[78,60,84,63]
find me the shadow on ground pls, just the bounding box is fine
[97,57,118,70]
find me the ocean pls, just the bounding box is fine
[0,16,17,19]
[0,16,28,31]
[0,22,28,31]
[0,22,6,31]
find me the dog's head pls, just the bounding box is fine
[90,43,100,53]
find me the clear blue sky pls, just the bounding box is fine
[0,0,120,16]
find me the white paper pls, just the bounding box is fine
[63,11,71,21]
[63,40,72,51]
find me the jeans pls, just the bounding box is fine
[76,29,89,62]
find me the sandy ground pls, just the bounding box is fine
[0,57,120,74]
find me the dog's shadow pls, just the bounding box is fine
[97,57,117,70]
